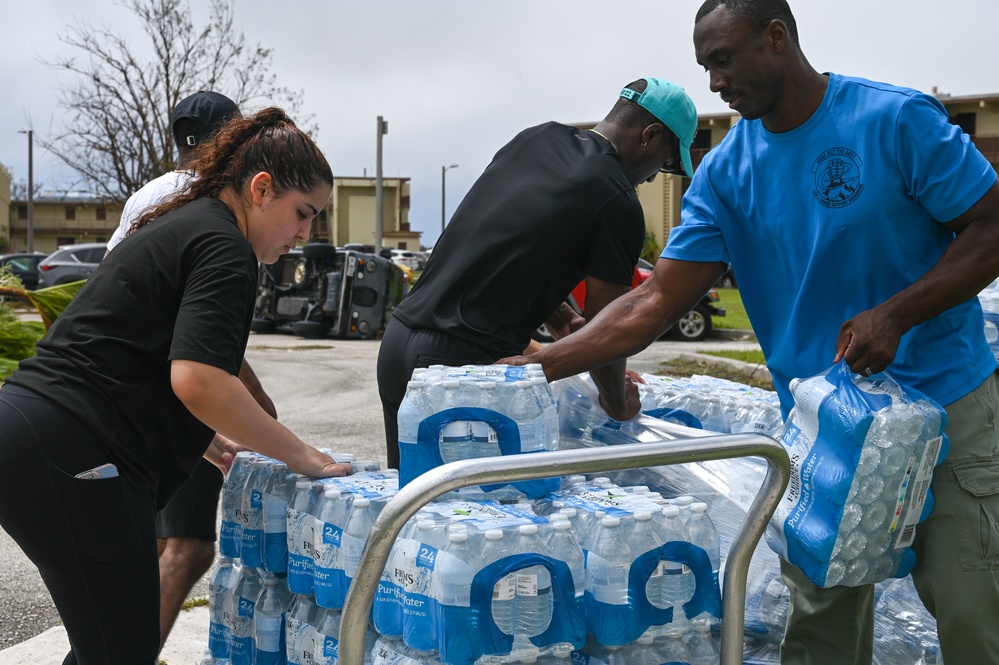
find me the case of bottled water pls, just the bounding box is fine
[397,365,560,499]
[544,481,722,648]
[769,361,949,587]
[220,452,257,559]
[208,557,237,658]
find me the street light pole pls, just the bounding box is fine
[375,116,388,253]
[17,129,34,253]
[441,163,458,239]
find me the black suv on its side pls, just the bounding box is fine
[251,243,406,339]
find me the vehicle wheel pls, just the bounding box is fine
[302,243,337,260]
[250,317,276,334]
[670,304,713,342]
[293,320,328,339]
[531,324,555,344]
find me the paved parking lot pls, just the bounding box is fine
[0,331,762,652]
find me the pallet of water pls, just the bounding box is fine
[768,361,949,588]
[397,364,560,499]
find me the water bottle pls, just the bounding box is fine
[686,502,720,623]
[549,520,585,601]
[314,488,351,608]
[341,497,376,594]
[481,528,516,635]
[313,607,341,665]
[221,452,256,558]
[241,457,273,568]
[437,531,475,612]
[287,479,322,595]
[685,622,719,665]
[511,380,545,453]
[658,507,693,615]
[655,629,692,664]
[254,573,292,665]
[471,381,501,458]
[514,524,554,641]
[229,565,263,665]
[398,381,431,447]
[622,635,663,665]
[208,557,237,658]
[262,463,298,574]
[287,593,320,665]
[630,511,666,613]
[672,496,695,525]
[586,516,632,616]
[439,380,473,463]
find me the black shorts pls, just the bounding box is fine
[154,458,222,541]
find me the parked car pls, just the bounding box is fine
[251,243,407,339]
[0,252,47,290]
[36,242,107,288]
[389,249,421,271]
[533,259,725,343]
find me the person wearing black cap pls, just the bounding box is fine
[376,77,698,470]
[105,91,271,652]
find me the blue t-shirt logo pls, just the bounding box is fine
[812,147,864,208]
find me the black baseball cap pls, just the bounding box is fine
[171,91,240,147]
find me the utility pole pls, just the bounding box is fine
[441,163,458,239]
[375,116,388,254]
[17,129,34,252]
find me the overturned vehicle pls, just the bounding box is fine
[251,243,407,339]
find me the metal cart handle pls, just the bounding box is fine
[339,432,790,665]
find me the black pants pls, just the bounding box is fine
[0,385,159,665]
[376,318,497,469]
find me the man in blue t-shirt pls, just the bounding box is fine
[502,1,999,662]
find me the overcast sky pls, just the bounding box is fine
[3,0,997,247]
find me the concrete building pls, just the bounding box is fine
[4,177,418,254]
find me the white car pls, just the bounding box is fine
[390,249,421,271]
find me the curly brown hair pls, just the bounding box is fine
[129,107,332,235]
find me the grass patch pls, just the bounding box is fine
[654,356,774,391]
[182,596,209,610]
[701,349,766,365]
[712,288,752,331]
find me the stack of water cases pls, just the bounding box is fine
[555,372,782,448]
[373,500,586,664]
[208,450,387,665]
[397,364,560,500]
[769,361,949,588]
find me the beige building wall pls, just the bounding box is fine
[325,177,419,250]
[8,195,122,254]
[0,163,10,250]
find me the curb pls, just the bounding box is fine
[675,351,772,384]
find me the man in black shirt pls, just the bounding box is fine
[377,77,698,468]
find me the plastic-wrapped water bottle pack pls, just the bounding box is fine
[769,362,949,588]
[638,374,782,436]
[978,278,999,360]
[397,364,560,500]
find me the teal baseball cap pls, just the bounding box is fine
[620,78,698,177]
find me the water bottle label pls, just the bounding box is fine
[255,613,283,650]
[493,575,516,601]
[323,522,343,546]
[220,520,241,557]
[238,596,255,618]
[251,489,263,510]
[209,621,231,657]
[516,572,540,596]
[416,543,439,571]
[231,635,253,665]
[323,635,339,659]
[894,435,941,549]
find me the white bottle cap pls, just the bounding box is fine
[662,506,680,518]
[518,524,539,535]
[449,531,468,543]
[353,497,370,508]
[324,488,341,499]
[485,529,504,540]
[634,511,652,521]
[691,502,709,513]
[601,516,621,527]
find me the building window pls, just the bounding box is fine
[96,206,107,221]
[65,206,76,221]
[17,205,27,220]
[398,242,407,250]
[951,112,976,136]
[57,237,74,246]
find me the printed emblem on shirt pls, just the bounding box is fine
[811,147,864,208]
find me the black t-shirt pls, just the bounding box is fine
[8,198,258,509]
[395,122,645,357]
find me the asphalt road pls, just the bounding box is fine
[0,332,761,648]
